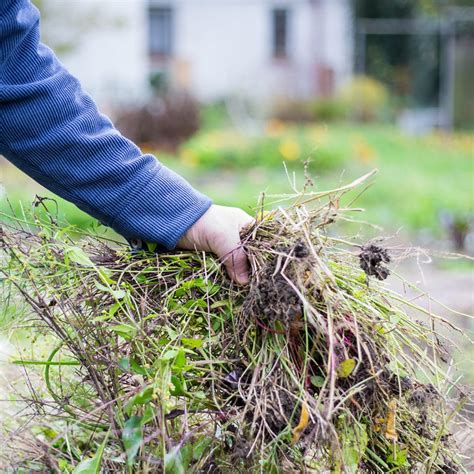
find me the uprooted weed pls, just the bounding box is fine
[0,172,472,472]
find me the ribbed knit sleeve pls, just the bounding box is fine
[0,0,212,249]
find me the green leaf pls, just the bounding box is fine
[94,280,126,300]
[65,246,94,267]
[210,300,229,309]
[389,312,401,325]
[125,386,154,415]
[170,374,187,396]
[310,375,325,388]
[337,359,356,378]
[192,437,212,461]
[166,327,178,340]
[142,405,155,425]
[387,448,408,466]
[386,360,408,378]
[110,324,137,340]
[181,338,203,349]
[165,445,186,474]
[147,242,158,252]
[161,349,179,361]
[130,358,148,376]
[340,422,368,474]
[122,416,143,467]
[72,431,110,473]
[174,349,186,369]
[109,302,122,318]
[118,357,130,372]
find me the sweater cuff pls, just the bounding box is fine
[110,164,212,250]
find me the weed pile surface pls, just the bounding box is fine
[0,173,471,472]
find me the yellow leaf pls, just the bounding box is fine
[292,402,310,443]
[336,359,356,378]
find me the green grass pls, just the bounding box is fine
[1,123,473,237]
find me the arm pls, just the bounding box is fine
[0,0,211,250]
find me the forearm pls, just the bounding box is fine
[0,0,211,249]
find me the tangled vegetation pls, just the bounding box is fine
[0,171,471,472]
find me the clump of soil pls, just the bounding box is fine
[244,241,310,329]
[359,244,391,280]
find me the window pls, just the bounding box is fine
[149,7,173,57]
[272,8,290,58]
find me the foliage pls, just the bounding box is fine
[178,124,346,172]
[0,173,471,472]
[1,124,472,238]
[200,100,232,130]
[271,97,346,124]
[310,98,346,122]
[340,76,390,122]
[115,93,200,151]
[270,98,315,123]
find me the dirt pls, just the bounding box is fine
[359,244,391,280]
[244,242,309,329]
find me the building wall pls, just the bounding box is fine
[153,0,353,101]
[38,0,150,108]
[38,0,353,106]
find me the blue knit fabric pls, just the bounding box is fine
[0,0,212,249]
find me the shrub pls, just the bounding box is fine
[179,125,347,172]
[270,97,346,124]
[270,98,314,123]
[200,100,231,130]
[309,97,345,122]
[115,93,200,151]
[340,76,390,122]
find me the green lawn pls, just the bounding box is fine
[1,123,473,239]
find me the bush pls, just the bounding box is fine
[200,100,231,130]
[270,98,314,123]
[340,76,390,122]
[309,97,345,122]
[179,125,347,172]
[271,97,346,124]
[115,93,200,151]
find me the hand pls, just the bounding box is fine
[177,204,254,284]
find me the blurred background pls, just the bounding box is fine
[1,0,473,319]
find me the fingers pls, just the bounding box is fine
[219,213,254,285]
[222,244,250,285]
[176,204,254,285]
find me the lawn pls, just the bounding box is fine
[1,122,473,240]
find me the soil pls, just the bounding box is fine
[244,242,310,329]
[359,244,391,280]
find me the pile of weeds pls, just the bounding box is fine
[0,171,471,472]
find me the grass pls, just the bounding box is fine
[1,123,473,239]
[0,173,472,472]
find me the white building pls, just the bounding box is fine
[42,0,353,107]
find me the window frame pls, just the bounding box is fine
[148,5,174,58]
[272,7,291,60]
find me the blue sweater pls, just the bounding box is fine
[0,0,212,249]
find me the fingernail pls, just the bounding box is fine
[236,272,249,285]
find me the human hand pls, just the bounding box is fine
[177,204,254,284]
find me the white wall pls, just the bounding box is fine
[39,0,353,105]
[166,0,316,101]
[163,0,353,101]
[319,0,354,90]
[39,0,150,108]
